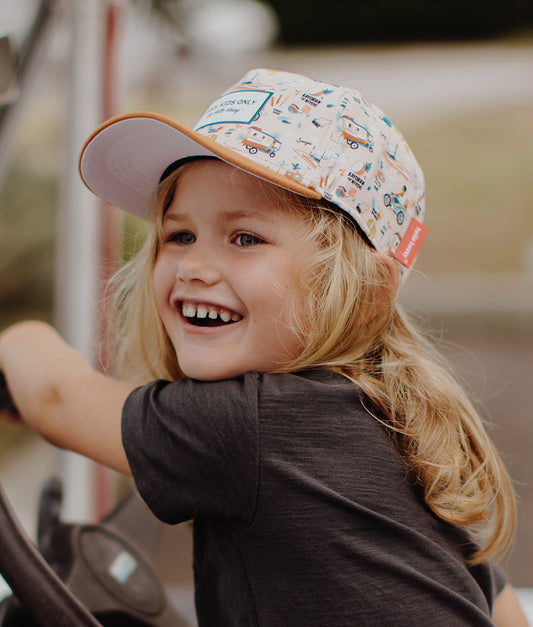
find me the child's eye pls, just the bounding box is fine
[167,231,196,245]
[233,232,265,247]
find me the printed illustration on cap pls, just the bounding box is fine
[384,186,408,225]
[191,68,425,268]
[243,128,281,157]
[341,117,374,152]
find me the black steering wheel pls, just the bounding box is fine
[0,373,191,627]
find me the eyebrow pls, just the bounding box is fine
[163,208,276,224]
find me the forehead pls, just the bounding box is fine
[174,158,271,197]
[164,159,306,223]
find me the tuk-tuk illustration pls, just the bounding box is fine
[383,185,408,225]
[243,127,281,157]
[341,116,374,152]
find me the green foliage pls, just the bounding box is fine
[0,164,57,328]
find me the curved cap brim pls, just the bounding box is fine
[78,111,320,220]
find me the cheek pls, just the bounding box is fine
[152,257,172,310]
[277,249,317,326]
[257,259,302,321]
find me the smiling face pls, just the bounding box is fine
[152,159,318,381]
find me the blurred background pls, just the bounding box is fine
[0,0,532,617]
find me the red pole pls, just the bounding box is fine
[97,0,123,373]
[94,0,127,520]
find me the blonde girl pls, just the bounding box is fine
[0,69,527,625]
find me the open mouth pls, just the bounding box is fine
[180,302,242,327]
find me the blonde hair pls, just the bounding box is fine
[109,160,515,565]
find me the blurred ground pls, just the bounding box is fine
[0,36,532,618]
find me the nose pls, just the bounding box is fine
[176,243,222,286]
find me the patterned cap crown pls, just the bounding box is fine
[79,68,427,274]
[191,68,426,269]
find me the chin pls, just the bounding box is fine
[179,362,242,382]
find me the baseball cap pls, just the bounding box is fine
[79,68,426,271]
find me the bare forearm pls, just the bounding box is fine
[492,584,529,627]
[0,321,134,474]
[0,321,82,424]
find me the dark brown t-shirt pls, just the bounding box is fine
[123,369,504,626]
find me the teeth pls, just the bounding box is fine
[183,303,195,318]
[181,302,241,323]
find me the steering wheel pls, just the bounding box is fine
[0,373,191,627]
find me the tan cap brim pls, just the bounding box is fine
[79,111,320,220]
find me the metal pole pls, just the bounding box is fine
[55,0,106,522]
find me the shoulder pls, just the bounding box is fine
[124,372,262,420]
[122,369,367,446]
[126,369,359,411]
[259,369,362,404]
[258,369,371,424]
[256,371,388,460]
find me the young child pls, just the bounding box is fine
[0,68,528,625]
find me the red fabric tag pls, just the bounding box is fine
[392,218,428,268]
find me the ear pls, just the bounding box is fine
[376,253,401,294]
[371,252,400,315]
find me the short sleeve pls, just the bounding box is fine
[491,564,508,598]
[122,373,261,526]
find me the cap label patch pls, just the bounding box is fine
[392,218,427,268]
[194,89,272,130]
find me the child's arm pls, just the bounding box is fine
[492,584,529,626]
[0,321,134,474]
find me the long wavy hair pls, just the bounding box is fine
[109,159,515,565]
